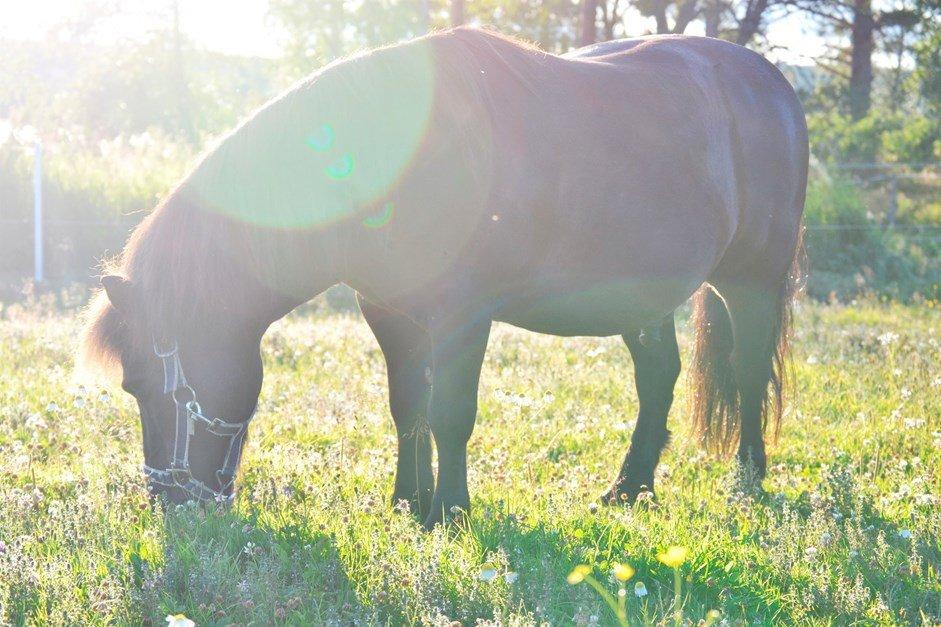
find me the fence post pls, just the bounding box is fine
[886,175,898,226]
[33,140,43,284]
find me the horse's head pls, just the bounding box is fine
[96,275,265,505]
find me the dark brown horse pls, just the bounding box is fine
[81,27,806,528]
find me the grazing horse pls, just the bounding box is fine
[81,27,806,528]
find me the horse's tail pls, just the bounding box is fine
[689,228,806,453]
[688,284,739,453]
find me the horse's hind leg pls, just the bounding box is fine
[603,314,680,504]
[711,283,780,479]
[358,295,435,517]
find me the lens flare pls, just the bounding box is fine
[325,153,354,180]
[362,202,394,228]
[305,124,335,152]
[188,39,437,231]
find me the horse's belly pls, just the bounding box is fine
[493,277,694,337]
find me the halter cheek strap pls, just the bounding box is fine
[143,340,255,504]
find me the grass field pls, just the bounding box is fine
[0,297,938,625]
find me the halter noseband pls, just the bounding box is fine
[143,340,255,504]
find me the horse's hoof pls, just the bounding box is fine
[422,504,468,531]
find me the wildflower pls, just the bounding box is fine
[479,564,499,582]
[45,401,59,412]
[877,331,899,346]
[899,529,912,539]
[504,571,519,584]
[73,397,86,409]
[567,564,591,585]
[634,581,648,597]
[165,615,195,627]
[657,546,688,568]
[612,562,635,582]
[98,390,111,403]
[25,413,47,430]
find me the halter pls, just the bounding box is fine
[142,340,255,504]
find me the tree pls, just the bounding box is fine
[580,0,599,45]
[695,0,782,45]
[268,0,433,72]
[733,0,773,44]
[785,0,922,121]
[451,0,464,26]
[911,6,941,114]
[635,0,701,34]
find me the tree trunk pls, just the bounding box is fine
[601,0,623,41]
[704,0,721,38]
[450,0,464,26]
[736,0,770,46]
[849,0,875,120]
[580,0,599,46]
[653,4,670,34]
[672,0,700,34]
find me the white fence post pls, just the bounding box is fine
[33,140,43,284]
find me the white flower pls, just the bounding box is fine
[899,529,912,539]
[45,401,59,412]
[634,581,648,597]
[504,571,519,584]
[165,615,195,627]
[73,397,86,409]
[25,413,47,430]
[878,332,899,346]
[478,566,498,582]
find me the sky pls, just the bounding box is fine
[0,0,832,65]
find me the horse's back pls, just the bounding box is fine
[566,36,808,283]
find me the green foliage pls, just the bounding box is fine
[803,175,941,301]
[0,33,278,145]
[0,131,194,280]
[0,302,938,624]
[912,21,941,114]
[881,116,941,164]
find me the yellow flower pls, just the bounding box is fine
[612,562,635,581]
[165,615,195,627]
[567,564,591,584]
[657,546,688,568]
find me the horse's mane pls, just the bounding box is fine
[80,27,550,376]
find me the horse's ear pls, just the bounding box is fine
[100,275,138,316]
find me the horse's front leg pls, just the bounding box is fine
[422,317,491,529]
[359,296,435,518]
[604,314,680,504]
